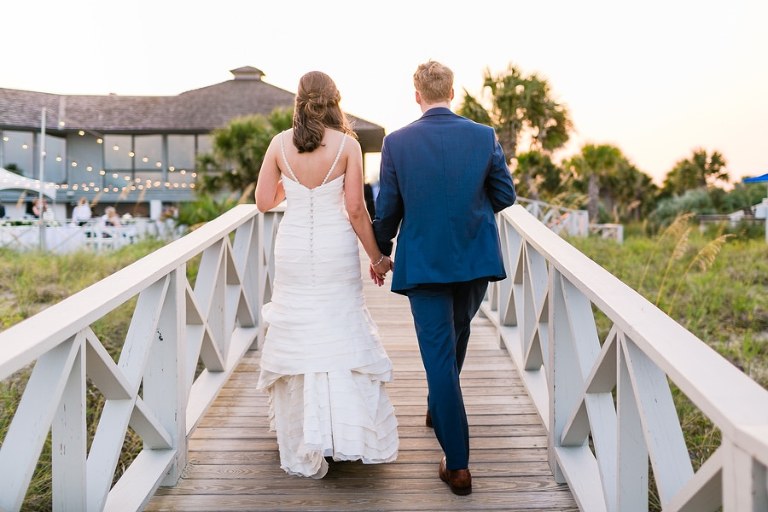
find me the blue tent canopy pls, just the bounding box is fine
[744,172,768,183]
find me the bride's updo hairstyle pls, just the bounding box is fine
[293,71,356,153]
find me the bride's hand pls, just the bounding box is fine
[370,255,392,287]
[369,264,385,286]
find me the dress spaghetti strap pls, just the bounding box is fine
[321,134,347,185]
[279,131,300,184]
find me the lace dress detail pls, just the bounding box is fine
[257,131,399,479]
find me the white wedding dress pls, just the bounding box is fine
[256,132,399,478]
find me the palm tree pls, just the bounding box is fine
[515,150,564,200]
[565,144,624,223]
[457,64,572,197]
[458,64,572,158]
[197,108,292,202]
[604,163,659,222]
[661,148,729,197]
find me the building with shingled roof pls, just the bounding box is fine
[0,66,384,218]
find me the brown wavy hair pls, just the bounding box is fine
[292,71,356,153]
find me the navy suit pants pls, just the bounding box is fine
[406,279,488,470]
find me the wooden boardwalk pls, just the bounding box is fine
[147,264,577,511]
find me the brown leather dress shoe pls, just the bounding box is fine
[425,410,433,428]
[439,456,472,495]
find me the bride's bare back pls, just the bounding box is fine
[279,128,348,189]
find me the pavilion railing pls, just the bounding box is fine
[482,204,768,512]
[0,204,283,511]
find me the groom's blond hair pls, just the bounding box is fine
[413,60,453,103]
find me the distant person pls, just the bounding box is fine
[72,197,92,226]
[364,182,376,219]
[31,197,48,218]
[0,204,5,218]
[372,60,516,496]
[101,206,122,229]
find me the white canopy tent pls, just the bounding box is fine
[0,167,57,200]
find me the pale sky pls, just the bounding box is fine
[3,0,767,185]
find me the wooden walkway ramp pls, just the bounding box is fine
[147,264,577,511]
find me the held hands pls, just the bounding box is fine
[369,255,393,287]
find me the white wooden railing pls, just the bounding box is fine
[482,204,768,511]
[517,197,590,237]
[0,218,175,253]
[0,204,283,511]
[589,223,624,244]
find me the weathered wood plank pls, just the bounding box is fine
[146,256,576,511]
[185,448,552,465]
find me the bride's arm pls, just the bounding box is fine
[343,139,390,274]
[255,138,286,212]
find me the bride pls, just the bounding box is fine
[254,71,398,478]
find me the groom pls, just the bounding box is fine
[372,60,516,495]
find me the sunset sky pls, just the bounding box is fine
[3,0,767,185]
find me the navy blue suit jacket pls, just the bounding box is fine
[373,107,516,294]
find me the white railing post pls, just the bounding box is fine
[233,217,259,341]
[722,438,768,512]
[548,269,571,484]
[52,335,86,511]
[146,266,187,485]
[616,337,648,510]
